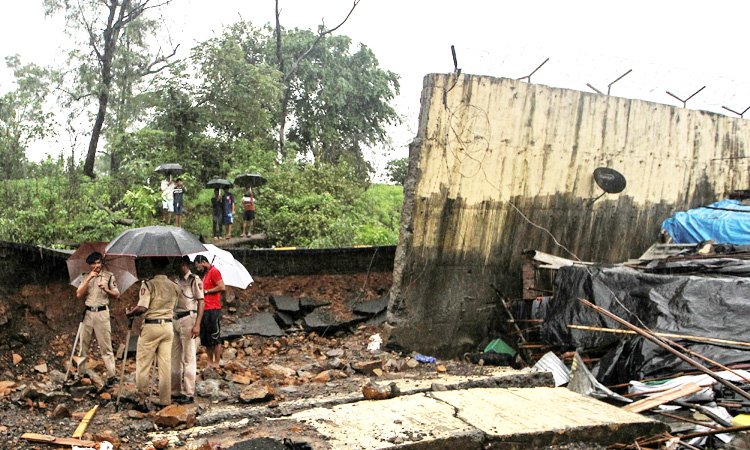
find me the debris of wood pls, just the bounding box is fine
[568,324,750,348]
[72,404,98,438]
[622,382,701,413]
[21,432,96,447]
[579,298,750,403]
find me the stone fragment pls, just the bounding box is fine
[232,374,252,385]
[372,368,383,377]
[221,312,285,339]
[302,308,365,333]
[436,365,447,372]
[154,403,198,428]
[12,354,21,365]
[326,348,344,358]
[222,347,237,360]
[406,359,419,369]
[128,410,145,419]
[362,380,400,400]
[269,295,301,313]
[312,370,332,383]
[431,383,448,391]
[34,363,48,373]
[93,430,122,450]
[353,296,389,316]
[152,437,169,449]
[51,404,71,419]
[261,364,296,379]
[325,357,344,370]
[239,382,275,403]
[352,360,384,375]
[100,392,111,400]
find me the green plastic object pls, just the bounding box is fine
[484,338,516,357]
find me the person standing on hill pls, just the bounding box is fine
[172,178,187,228]
[240,187,255,237]
[221,187,235,240]
[194,255,225,369]
[75,251,119,386]
[160,177,174,224]
[211,189,223,240]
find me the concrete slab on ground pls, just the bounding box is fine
[285,387,667,450]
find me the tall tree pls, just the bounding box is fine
[0,56,55,180]
[44,0,177,178]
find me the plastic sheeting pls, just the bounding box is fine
[661,199,750,244]
[541,264,750,385]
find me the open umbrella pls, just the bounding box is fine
[155,163,185,177]
[233,173,267,188]
[66,242,139,293]
[206,178,233,189]
[105,226,206,257]
[189,244,253,289]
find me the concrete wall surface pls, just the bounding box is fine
[388,73,750,358]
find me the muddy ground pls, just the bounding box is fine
[0,271,504,449]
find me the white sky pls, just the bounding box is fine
[3,1,750,176]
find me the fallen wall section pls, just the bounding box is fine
[388,74,750,358]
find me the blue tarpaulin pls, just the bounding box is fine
[661,199,750,244]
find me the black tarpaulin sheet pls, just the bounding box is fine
[541,264,750,385]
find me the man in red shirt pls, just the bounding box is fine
[194,255,226,369]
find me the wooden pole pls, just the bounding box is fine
[578,298,750,403]
[567,324,750,348]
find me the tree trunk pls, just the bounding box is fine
[83,90,109,178]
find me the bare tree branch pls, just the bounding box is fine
[282,0,360,84]
[140,44,179,76]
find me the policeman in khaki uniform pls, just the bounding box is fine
[171,256,204,404]
[75,252,119,383]
[126,257,180,411]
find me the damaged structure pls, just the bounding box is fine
[387,73,750,358]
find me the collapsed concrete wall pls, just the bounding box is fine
[388,73,750,358]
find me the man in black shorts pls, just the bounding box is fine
[194,255,225,369]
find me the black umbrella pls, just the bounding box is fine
[105,226,206,257]
[233,173,267,188]
[206,178,233,189]
[155,163,186,177]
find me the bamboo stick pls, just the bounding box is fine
[568,324,750,348]
[72,404,97,438]
[578,298,750,404]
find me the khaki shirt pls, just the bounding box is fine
[77,270,118,307]
[175,272,204,313]
[137,275,180,320]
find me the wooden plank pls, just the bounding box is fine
[21,432,97,447]
[72,404,98,438]
[568,325,750,348]
[622,382,702,413]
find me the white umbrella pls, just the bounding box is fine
[189,244,253,289]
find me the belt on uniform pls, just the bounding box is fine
[174,310,197,320]
[144,318,172,324]
[85,305,108,312]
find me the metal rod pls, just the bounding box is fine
[586,83,604,95]
[607,69,633,95]
[578,298,750,403]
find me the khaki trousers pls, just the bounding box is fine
[135,322,173,406]
[78,309,116,377]
[171,314,197,397]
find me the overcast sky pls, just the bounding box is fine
[3,1,750,175]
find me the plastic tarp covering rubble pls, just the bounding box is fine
[541,263,750,385]
[661,199,750,244]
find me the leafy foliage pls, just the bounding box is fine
[385,157,409,186]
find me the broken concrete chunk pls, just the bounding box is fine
[352,360,384,376]
[154,403,198,428]
[362,380,400,400]
[274,311,295,328]
[93,430,122,450]
[269,295,301,313]
[221,312,285,340]
[12,354,21,365]
[326,348,344,358]
[239,382,275,404]
[261,364,296,379]
[51,404,71,419]
[34,363,48,374]
[303,308,366,333]
[353,296,389,316]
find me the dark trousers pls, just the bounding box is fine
[212,215,223,237]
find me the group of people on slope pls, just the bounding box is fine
[74,251,225,412]
[211,187,255,240]
[161,177,256,239]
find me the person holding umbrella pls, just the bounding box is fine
[126,257,181,412]
[240,187,255,237]
[74,252,119,385]
[221,187,235,240]
[211,189,223,240]
[160,177,174,225]
[194,255,226,369]
[171,256,204,405]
